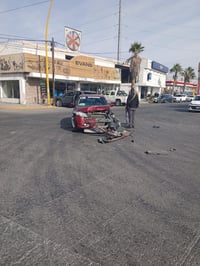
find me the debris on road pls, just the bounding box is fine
[97,130,130,144]
[145,147,176,155]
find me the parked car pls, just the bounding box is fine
[103,89,128,106]
[173,94,187,102]
[157,94,175,103]
[186,94,195,102]
[188,95,200,112]
[71,94,111,131]
[55,90,96,107]
[153,96,159,103]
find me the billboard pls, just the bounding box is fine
[64,27,81,52]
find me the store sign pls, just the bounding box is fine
[151,61,168,73]
[75,60,93,67]
[64,27,82,52]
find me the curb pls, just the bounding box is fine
[0,104,57,111]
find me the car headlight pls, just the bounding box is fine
[73,111,88,118]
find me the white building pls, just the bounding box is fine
[120,58,168,100]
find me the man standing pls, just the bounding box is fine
[126,86,139,128]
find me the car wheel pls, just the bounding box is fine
[115,99,121,106]
[56,100,62,107]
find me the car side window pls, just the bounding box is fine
[67,92,74,96]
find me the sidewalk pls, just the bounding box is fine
[0,102,56,111]
[0,100,149,111]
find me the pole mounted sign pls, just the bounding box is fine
[64,27,81,52]
[198,62,200,94]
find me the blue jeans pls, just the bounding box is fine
[127,108,136,128]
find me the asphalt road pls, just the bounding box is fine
[0,103,200,266]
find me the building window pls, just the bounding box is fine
[2,80,20,98]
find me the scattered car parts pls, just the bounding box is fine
[71,93,130,143]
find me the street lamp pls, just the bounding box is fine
[45,0,53,105]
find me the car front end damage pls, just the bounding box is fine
[71,96,130,143]
[72,108,121,133]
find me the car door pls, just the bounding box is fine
[62,91,75,106]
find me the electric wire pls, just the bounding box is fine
[0,0,199,67]
[0,0,50,14]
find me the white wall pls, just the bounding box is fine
[138,58,166,88]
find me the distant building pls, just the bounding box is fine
[111,58,168,99]
[166,80,197,94]
[138,59,168,98]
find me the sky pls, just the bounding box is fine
[0,0,200,79]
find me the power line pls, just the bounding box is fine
[0,0,49,14]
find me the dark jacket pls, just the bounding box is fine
[126,92,139,108]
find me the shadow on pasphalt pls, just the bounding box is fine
[168,103,189,112]
[60,117,83,133]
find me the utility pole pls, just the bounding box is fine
[117,0,121,62]
[51,37,55,105]
[45,0,53,105]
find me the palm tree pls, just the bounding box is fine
[170,64,182,95]
[127,42,144,86]
[181,67,196,92]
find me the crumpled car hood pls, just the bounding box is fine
[75,105,110,113]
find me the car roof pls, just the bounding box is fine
[79,94,103,97]
[80,90,97,94]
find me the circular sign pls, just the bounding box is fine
[66,30,80,51]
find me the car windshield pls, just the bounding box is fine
[77,96,107,106]
[194,95,200,101]
[117,90,127,96]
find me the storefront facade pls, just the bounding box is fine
[137,58,168,100]
[0,41,121,104]
[0,41,169,104]
[165,80,197,95]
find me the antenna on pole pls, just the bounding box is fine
[117,0,121,62]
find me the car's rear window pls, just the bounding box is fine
[78,96,107,106]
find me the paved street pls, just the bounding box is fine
[0,103,200,265]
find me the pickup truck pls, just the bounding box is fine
[103,90,128,106]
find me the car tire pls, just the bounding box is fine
[56,100,62,107]
[115,99,121,106]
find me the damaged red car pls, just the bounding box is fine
[71,94,118,133]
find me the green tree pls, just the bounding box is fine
[181,67,196,92]
[170,64,182,95]
[127,42,144,86]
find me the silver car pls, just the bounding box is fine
[188,95,200,112]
